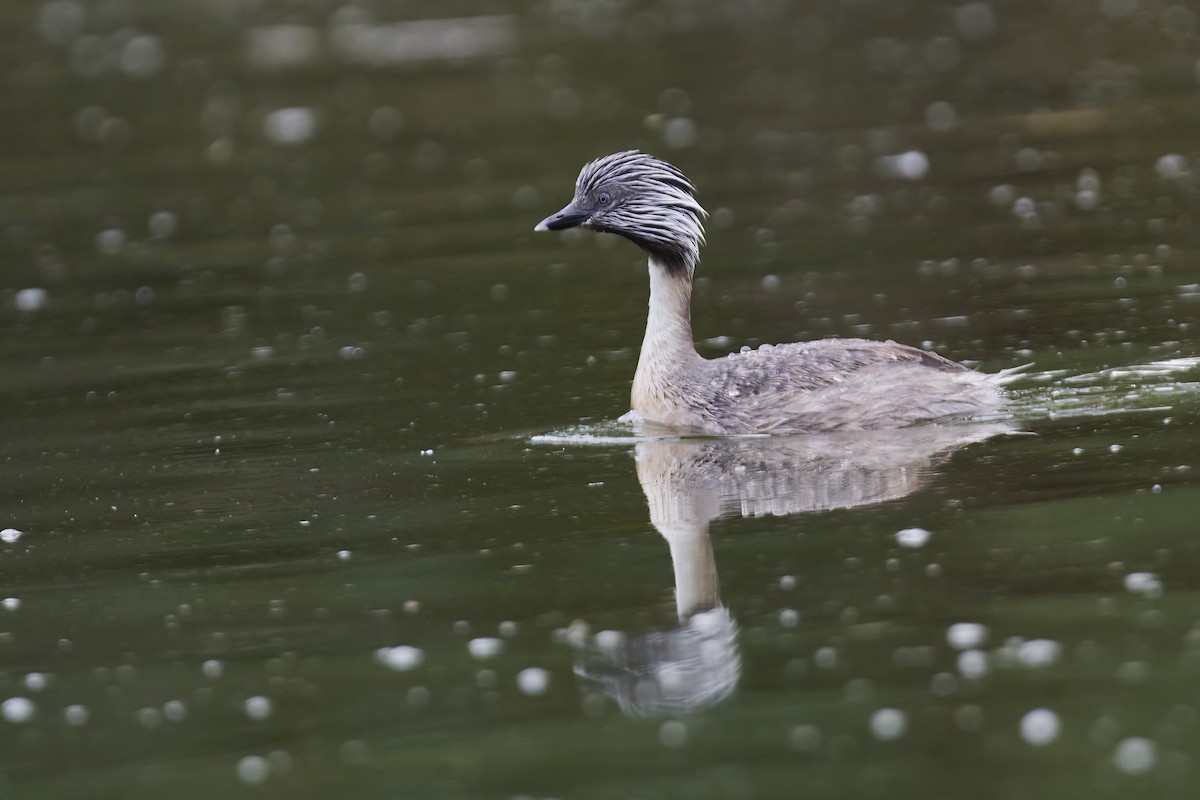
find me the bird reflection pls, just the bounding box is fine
[572,423,1013,716]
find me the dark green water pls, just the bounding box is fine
[3,2,1200,798]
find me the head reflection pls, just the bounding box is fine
[572,424,1012,717]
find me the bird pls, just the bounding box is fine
[534,150,1017,434]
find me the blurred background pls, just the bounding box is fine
[2,1,1200,798]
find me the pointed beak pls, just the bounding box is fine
[534,205,591,232]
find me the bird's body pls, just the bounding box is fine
[536,151,1011,434]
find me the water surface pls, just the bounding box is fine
[3,2,1200,798]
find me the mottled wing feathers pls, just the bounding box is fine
[697,339,992,432]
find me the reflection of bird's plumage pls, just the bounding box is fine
[637,423,1015,522]
[573,424,1013,716]
[573,607,739,717]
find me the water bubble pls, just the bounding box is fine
[468,637,504,660]
[1015,147,1043,172]
[1012,197,1037,220]
[924,101,958,132]
[39,1,86,46]
[202,659,223,679]
[148,211,177,239]
[895,527,931,548]
[779,609,800,628]
[989,184,1015,208]
[814,646,839,669]
[120,35,165,79]
[137,707,162,727]
[659,719,688,748]
[96,228,126,255]
[1,697,34,723]
[163,699,187,722]
[1016,639,1062,668]
[869,708,907,741]
[957,649,989,679]
[876,151,929,181]
[0,528,23,543]
[236,755,270,785]
[98,117,132,150]
[2,598,20,611]
[263,108,317,145]
[1075,189,1100,210]
[376,645,424,671]
[244,695,272,720]
[659,87,692,115]
[24,673,46,692]
[663,117,698,149]
[1113,737,1157,774]
[15,289,48,312]
[789,724,823,752]
[1020,708,1060,746]
[955,2,997,40]
[1124,572,1162,598]
[1155,154,1186,180]
[64,704,89,726]
[516,667,551,696]
[947,622,988,649]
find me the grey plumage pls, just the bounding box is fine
[535,151,1015,434]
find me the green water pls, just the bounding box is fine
[3,1,1200,798]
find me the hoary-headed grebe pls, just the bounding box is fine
[535,150,1012,434]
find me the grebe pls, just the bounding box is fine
[535,150,1012,434]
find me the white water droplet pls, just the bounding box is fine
[895,527,931,548]
[1113,737,1157,775]
[467,637,503,660]
[244,695,272,720]
[946,622,987,649]
[2,697,35,723]
[516,667,550,696]
[236,755,270,785]
[1020,708,1060,746]
[376,645,424,671]
[869,708,907,741]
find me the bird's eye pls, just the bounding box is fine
[597,191,611,205]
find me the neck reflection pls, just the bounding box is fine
[573,423,1013,717]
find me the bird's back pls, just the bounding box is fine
[672,338,1002,434]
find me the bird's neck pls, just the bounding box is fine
[633,256,702,411]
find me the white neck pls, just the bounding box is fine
[631,257,701,412]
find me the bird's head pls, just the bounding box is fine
[535,150,707,276]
